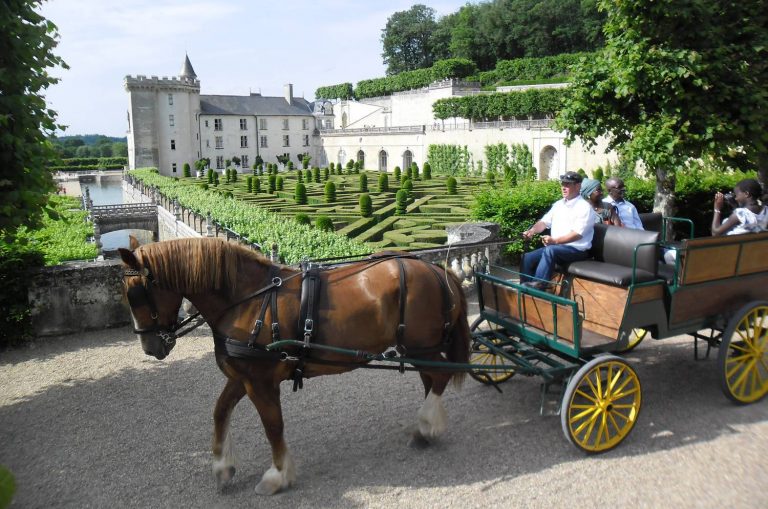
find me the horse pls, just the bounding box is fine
[118,236,471,495]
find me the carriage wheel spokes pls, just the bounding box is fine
[718,302,768,404]
[615,328,647,354]
[469,319,515,385]
[561,356,642,453]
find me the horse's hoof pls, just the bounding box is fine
[254,464,290,495]
[215,466,236,491]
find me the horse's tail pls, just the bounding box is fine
[446,271,471,390]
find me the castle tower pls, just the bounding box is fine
[124,54,201,175]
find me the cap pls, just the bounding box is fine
[560,171,583,184]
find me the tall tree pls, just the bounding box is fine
[556,0,768,216]
[381,4,438,75]
[0,0,67,237]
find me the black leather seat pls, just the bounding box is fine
[567,224,660,286]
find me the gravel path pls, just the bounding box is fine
[2,323,767,508]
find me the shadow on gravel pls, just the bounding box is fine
[1,333,766,508]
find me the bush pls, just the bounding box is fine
[276,176,284,191]
[295,182,307,204]
[207,169,214,184]
[313,167,321,183]
[378,173,389,192]
[405,166,412,180]
[395,190,408,215]
[295,213,311,225]
[296,169,303,183]
[199,183,209,190]
[423,162,432,180]
[323,167,330,181]
[183,163,191,177]
[0,244,44,347]
[359,193,372,217]
[446,176,457,195]
[316,215,334,232]
[252,177,261,193]
[268,174,276,193]
[359,173,368,192]
[394,166,401,181]
[401,178,413,197]
[213,172,220,186]
[411,162,419,180]
[324,181,336,203]
[246,176,253,192]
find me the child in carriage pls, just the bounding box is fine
[711,178,768,236]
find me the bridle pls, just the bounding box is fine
[123,267,203,348]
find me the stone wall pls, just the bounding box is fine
[28,260,130,336]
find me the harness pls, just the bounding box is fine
[127,254,457,391]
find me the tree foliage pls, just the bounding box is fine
[556,0,768,214]
[1,0,67,237]
[433,88,566,121]
[381,4,438,75]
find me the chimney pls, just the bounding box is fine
[284,83,293,105]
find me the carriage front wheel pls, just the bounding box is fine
[718,301,768,404]
[468,318,516,385]
[561,355,642,453]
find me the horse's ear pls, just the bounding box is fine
[128,235,140,250]
[119,248,140,269]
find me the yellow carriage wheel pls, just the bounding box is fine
[615,328,647,354]
[561,355,642,453]
[718,302,768,404]
[469,319,515,385]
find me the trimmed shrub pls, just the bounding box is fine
[329,162,335,173]
[252,177,261,193]
[276,176,284,191]
[313,166,321,183]
[316,215,334,232]
[378,173,389,193]
[401,178,413,197]
[295,182,307,204]
[213,172,220,186]
[394,166,401,181]
[246,176,253,192]
[183,163,191,177]
[268,174,276,193]
[359,193,372,217]
[446,176,457,195]
[207,169,214,184]
[359,173,368,192]
[423,162,432,180]
[323,167,330,181]
[395,190,408,215]
[296,169,303,183]
[324,181,336,203]
[230,170,238,183]
[295,213,311,225]
[411,162,419,180]
[405,166,413,180]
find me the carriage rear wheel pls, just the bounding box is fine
[614,328,647,353]
[718,301,768,404]
[469,319,515,385]
[561,355,642,453]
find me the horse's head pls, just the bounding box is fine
[119,245,184,360]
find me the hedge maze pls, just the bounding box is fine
[187,169,482,249]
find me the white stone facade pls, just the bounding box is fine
[125,57,616,178]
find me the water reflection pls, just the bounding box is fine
[79,179,154,251]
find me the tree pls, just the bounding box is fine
[381,4,438,74]
[1,1,68,237]
[556,0,768,216]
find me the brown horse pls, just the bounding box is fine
[119,237,471,495]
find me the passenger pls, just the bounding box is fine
[711,178,768,236]
[520,171,596,289]
[580,178,622,226]
[604,177,644,229]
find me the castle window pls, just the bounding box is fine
[282,135,290,147]
[214,118,223,131]
[260,136,268,148]
[240,118,247,130]
[302,119,309,130]
[168,94,173,106]
[259,118,267,130]
[215,156,224,169]
[302,135,309,147]
[215,136,223,149]
[240,136,248,148]
[169,114,175,127]
[282,119,289,130]
[241,155,249,168]
[172,163,177,173]
[170,139,176,150]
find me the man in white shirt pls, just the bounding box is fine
[521,172,596,289]
[604,177,644,229]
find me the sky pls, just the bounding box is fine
[40,0,469,138]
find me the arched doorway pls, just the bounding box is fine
[539,146,558,180]
[402,150,413,171]
[357,150,365,169]
[378,150,388,172]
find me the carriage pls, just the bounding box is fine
[119,216,768,494]
[469,216,768,452]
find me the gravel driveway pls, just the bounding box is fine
[1,323,767,509]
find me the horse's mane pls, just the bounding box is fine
[135,237,271,294]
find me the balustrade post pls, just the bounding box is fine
[270,243,279,263]
[206,213,213,237]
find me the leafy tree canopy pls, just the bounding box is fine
[0,0,67,237]
[381,4,438,75]
[555,0,768,214]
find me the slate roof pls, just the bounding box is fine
[200,95,314,116]
[179,54,197,79]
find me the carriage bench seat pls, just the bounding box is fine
[567,224,660,287]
